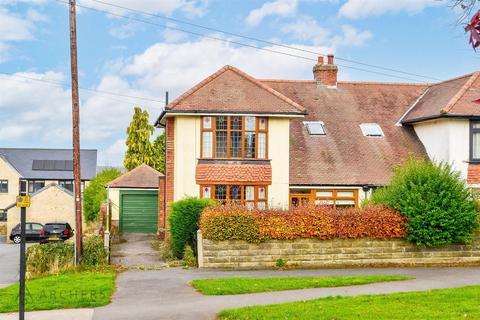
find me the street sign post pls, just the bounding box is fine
[16,193,29,320]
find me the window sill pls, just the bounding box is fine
[198,158,271,165]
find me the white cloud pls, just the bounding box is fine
[109,22,144,40]
[98,139,126,166]
[0,8,34,42]
[281,16,330,45]
[0,125,39,140]
[245,0,298,27]
[334,24,372,46]
[85,0,209,17]
[339,0,440,19]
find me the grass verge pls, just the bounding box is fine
[0,270,116,313]
[219,285,480,320]
[191,275,412,295]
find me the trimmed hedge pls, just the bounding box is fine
[169,197,213,258]
[370,158,479,247]
[200,205,406,243]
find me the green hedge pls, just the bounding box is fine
[81,235,108,266]
[168,197,213,258]
[84,168,121,222]
[370,158,479,247]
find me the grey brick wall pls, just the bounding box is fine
[197,231,480,269]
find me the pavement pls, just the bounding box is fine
[92,267,480,320]
[0,243,19,288]
[110,233,165,268]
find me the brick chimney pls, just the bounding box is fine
[313,54,338,87]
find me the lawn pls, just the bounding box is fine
[219,285,480,320]
[191,275,412,295]
[0,271,116,313]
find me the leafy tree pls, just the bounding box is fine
[124,107,155,171]
[152,131,165,173]
[83,168,121,222]
[369,158,479,247]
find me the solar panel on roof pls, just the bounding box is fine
[32,160,73,171]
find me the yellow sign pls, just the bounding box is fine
[16,196,30,208]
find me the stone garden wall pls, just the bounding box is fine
[197,230,480,269]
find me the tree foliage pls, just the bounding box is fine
[123,107,155,171]
[369,158,479,247]
[151,131,165,173]
[83,168,121,222]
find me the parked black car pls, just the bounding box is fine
[40,222,74,243]
[9,223,44,244]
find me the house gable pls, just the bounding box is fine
[164,65,306,116]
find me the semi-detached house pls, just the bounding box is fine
[154,55,480,219]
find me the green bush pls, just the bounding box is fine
[26,243,74,278]
[81,235,108,266]
[370,158,479,247]
[182,245,196,268]
[169,197,213,258]
[84,168,121,222]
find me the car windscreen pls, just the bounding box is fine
[44,224,66,231]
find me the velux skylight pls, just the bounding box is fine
[360,123,384,137]
[304,121,326,135]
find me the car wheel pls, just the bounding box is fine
[12,235,21,244]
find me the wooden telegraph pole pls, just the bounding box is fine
[69,0,83,263]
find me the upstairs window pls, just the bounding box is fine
[471,121,480,162]
[201,116,268,159]
[0,180,7,193]
[304,121,326,135]
[360,123,384,137]
[58,180,74,192]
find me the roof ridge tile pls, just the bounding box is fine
[442,72,480,114]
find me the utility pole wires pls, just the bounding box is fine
[69,0,83,264]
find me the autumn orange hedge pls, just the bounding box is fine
[200,205,406,243]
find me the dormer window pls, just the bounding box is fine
[304,121,326,135]
[360,123,384,137]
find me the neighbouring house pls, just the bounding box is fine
[106,164,164,234]
[154,54,480,215]
[0,148,97,241]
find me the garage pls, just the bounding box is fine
[120,190,158,233]
[106,164,165,234]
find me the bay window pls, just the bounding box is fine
[201,184,268,209]
[201,116,268,159]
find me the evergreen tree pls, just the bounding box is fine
[123,107,155,171]
[152,131,165,173]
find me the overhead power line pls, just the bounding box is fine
[87,0,443,82]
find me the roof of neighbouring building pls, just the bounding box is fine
[5,183,73,210]
[0,148,97,180]
[162,65,306,116]
[402,72,480,123]
[106,164,164,189]
[261,80,429,185]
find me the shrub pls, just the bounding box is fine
[182,245,196,268]
[200,205,262,243]
[81,235,108,266]
[369,158,479,246]
[200,205,406,242]
[169,197,213,258]
[84,168,121,222]
[26,243,74,278]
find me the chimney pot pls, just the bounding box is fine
[313,53,338,87]
[327,54,334,65]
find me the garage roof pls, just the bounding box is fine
[106,164,164,189]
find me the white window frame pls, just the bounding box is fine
[360,123,384,137]
[303,121,326,135]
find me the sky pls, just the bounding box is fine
[0,0,479,166]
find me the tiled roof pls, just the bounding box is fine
[262,80,429,186]
[0,148,97,180]
[165,66,306,115]
[107,164,164,188]
[196,163,272,184]
[402,72,480,123]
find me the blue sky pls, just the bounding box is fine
[0,0,478,165]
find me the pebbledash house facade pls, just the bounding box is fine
[155,55,480,211]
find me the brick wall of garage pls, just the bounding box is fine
[6,185,76,243]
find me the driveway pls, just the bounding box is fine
[110,233,165,268]
[93,267,480,320]
[0,243,19,288]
